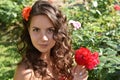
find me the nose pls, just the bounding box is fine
[40,33,48,41]
[42,35,48,41]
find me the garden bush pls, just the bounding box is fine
[0,43,20,80]
[0,0,33,42]
[0,0,33,80]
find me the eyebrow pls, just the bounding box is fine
[48,27,55,29]
[31,26,39,28]
[32,26,55,29]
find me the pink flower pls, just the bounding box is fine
[22,6,31,21]
[75,47,100,70]
[69,20,81,30]
[114,4,120,11]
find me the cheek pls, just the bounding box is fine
[49,36,56,47]
[50,40,56,49]
[52,40,56,45]
[29,33,38,44]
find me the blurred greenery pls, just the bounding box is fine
[0,0,33,43]
[0,0,33,80]
[0,44,20,80]
[0,0,120,80]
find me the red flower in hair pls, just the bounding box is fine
[22,6,31,21]
[114,4,120,11]
[75,47,100,70]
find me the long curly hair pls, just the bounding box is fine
[18,0,74,79]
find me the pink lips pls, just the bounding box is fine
[39,44,48,48]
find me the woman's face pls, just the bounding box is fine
[29,15,56,54]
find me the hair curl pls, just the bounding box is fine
[18,0,74,80]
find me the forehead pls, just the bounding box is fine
[30,15,53,28]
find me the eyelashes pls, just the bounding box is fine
[32,27,55,34]
[33,28,40,32]
[47,28,55,33]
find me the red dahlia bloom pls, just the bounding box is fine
[75,47,91,65]
[85,52,99,70]
[75,47,100,70]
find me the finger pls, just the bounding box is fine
[73,65,88,80]
[73,71,88,80]
[75,68,88,77]
[79,67,87,76]
[77,65,85,69]
[79,70,88,79]
[73,65,85,73]
[75,65,86,74]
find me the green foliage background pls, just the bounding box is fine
[0,0,120,80]
[0,0,33,80]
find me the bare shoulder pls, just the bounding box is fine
[13,63,33,80]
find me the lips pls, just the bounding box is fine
[39,44,48,47]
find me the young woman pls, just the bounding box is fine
[14,0,88,80]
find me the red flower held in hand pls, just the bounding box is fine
[22,6,31,21]
[75,47,100,70]
[114,4,120,11]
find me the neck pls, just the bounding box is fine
[41,52,51,63]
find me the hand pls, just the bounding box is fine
[72,65,88,80]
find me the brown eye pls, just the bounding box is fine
[33,28,40,32]
[48,28,55,33]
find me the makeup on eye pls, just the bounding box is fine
[47,27,55,33]
[32,27,40,32]
[31,26,55,33]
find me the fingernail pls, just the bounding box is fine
[79,72,82,76]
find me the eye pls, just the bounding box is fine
[33,28,40,32]
[48,28,55,33]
